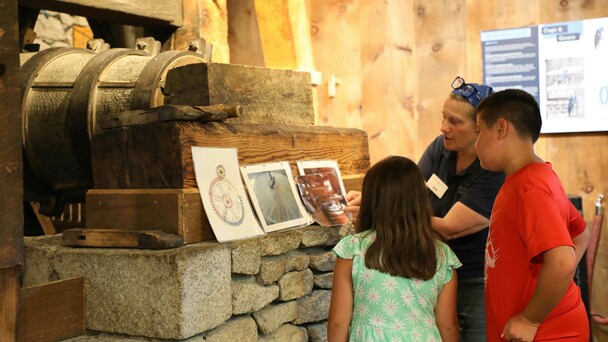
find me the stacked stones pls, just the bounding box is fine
[23,224,355,341]
[32,10,89,50]
[218,225,353,342]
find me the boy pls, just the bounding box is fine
[474,89,590,341]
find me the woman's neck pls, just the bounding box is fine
[456,149,477,174]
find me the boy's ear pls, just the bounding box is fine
[496,118,508,139]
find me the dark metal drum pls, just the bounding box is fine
[21,39,208,213]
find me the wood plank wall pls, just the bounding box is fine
[228,0,608,339]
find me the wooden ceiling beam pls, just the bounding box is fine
[19,0,183,27]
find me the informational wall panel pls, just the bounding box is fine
[482,17,608,133]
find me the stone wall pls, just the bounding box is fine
[23,224,354,341]
[32,10,90,50]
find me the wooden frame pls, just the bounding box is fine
[19,0,182,27]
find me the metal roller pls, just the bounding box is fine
[20,38,210,213]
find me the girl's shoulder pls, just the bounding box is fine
[435,240,462,269]
[332,230,374,259]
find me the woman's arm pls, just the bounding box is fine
[435,271,459,342]
[432,202,489,239]
[328,257,354,342]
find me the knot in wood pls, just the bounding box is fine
[417,6,426,16]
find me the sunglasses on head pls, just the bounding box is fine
[451,76,484,107]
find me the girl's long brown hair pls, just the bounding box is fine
[357,156,441,280]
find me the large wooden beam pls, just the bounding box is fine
[227,0,314,70]
[164,63,315,125]
[253,0,298,69]
[227,0,265,66]
[91,121,370,190]
[172,0,229,62]
[18,0,182,27]
[0,0,23,341]
[0,269,20,342]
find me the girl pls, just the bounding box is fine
[328,156,460,342]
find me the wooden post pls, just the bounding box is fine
[172,0,229,63]
[0,0,24,341]
[227,0,265,66]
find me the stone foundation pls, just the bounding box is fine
[24,224,354,341]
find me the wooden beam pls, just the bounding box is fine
[30,202,56,235]
[163,63,314,125]
[62,229,184,249]
[0,0,23,340]
[18,0,182,27]
[0,269,20,342]
[253,0,297,69]
[227,0,265,66]
[17,278,85,342]
[173,0,229,63]
[287,0,315,71]
[90,121,371,190]
[0,0,23,271]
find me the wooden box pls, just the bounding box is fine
[86,189,215,244]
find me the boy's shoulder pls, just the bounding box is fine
[508,162,555,184]
[506,163,565,200]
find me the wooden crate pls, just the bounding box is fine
[86,189,214,244]
[17,278,85,342]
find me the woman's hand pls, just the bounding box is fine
[343,191,362,219]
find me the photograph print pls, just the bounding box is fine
[295,160,351,226]
[241,162,311,233]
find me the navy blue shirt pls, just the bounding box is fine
[418,135,505,279]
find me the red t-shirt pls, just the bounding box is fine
[485,163,588,341]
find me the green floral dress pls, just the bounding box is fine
[332,230,461,342]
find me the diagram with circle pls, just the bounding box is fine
[208,164,245,226]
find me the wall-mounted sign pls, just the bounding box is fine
[482,17,608,133]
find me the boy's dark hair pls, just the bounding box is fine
[357,156,441,280]
[476,89,542,143]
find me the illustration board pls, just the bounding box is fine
[191,146,264,242]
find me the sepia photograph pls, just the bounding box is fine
[241,162,311,232]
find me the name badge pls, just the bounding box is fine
[427,174,448,199]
